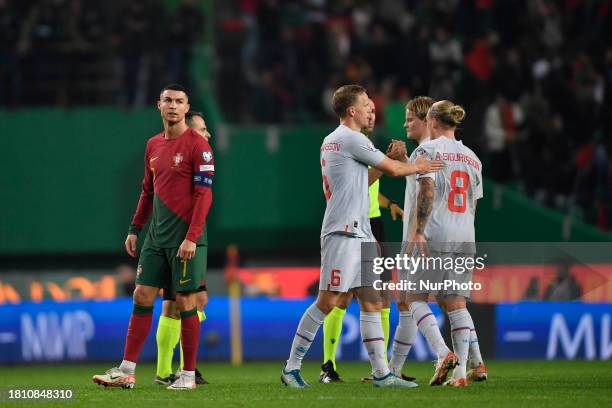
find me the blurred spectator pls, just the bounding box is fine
[213,1,612,229]
[1,0,206,107]
[428,27,462,99]
[3,1,612,231]
[19,0,74,105]
[165,0,204,91]
[116,264,136,297]
[543,260,582,301]
[491,48,527,102]
[113,0,154,107]
[0,0,23,107]
[484,94,524,183]
[522,277,541,301]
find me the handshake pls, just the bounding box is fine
[385,139,443,174]
[386,139,408,161]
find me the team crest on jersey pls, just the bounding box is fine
[202,151,212,162]
[173,153,183,167]
[415,147,428,158]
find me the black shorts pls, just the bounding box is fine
[162,284,207,301]
[370,216,385,243]
[370,216,392,282]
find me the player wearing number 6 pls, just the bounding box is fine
[402,100,483,387]
[280,85,444,389]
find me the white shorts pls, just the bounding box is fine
[399,251,474,298]
[319,234,377,292]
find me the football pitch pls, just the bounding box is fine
[1,360,610,408]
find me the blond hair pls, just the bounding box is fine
[406,96,434,120]
[428,100,465,128]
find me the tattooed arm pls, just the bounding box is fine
[407,176,434,255]
[415,178,435,235]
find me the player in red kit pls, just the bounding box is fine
[93,84,214,390]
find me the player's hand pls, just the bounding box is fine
[386,140,407,160]
[125,234,138,258]
[178,239,197,260]
[390,203,404,221]
[414,156,444,174]
[392,139,407,157]
[408,232,429,257]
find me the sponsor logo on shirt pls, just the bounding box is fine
[200,165,214,172]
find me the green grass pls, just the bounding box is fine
[1,361,611,407]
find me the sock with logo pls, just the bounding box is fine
[286,303,326,371]
[465,311,483,367]
[448,308,471,379]
[323,307,346,369]
[361,311,390,378]
[410,301,450,359]
[389,310,417,375]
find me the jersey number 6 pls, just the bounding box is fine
[322,159,332,201]
[331,269,341,287]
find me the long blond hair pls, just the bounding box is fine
[428,100,465,128]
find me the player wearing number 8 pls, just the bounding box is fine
[412,102,482,248]
[405,100,484,387]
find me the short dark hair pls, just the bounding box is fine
[332,85,366,118]
[185,110,204,127]
[160,83,188,98]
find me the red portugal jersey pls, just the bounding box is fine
[129,128,214,247]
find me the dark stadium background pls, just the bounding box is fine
[0,0,610,384]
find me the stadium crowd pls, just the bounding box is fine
[0,0,203,107]
[2,0,612,230]
[215,0,612,229]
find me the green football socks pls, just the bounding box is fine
[381,307,391,360]
[323,307,346,369]
[155,316,181,378]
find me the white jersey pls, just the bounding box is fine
[320,124,385,239]
[402,137,430,242]
[413,137,483,251]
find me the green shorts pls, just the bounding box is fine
[136,239,208,293]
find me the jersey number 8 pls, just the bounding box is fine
[448,171,469,213]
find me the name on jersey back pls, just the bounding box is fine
[321,142,341,152]
[434,152,480,171]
